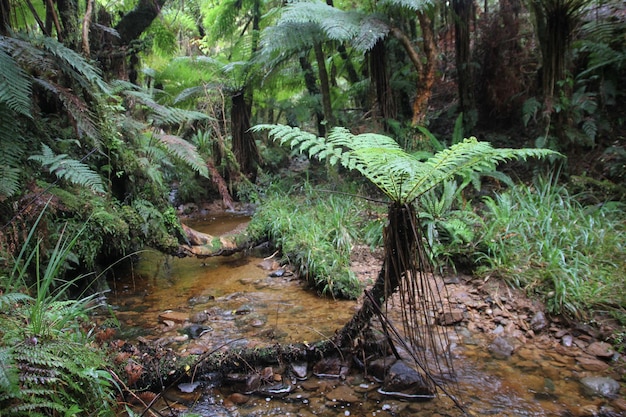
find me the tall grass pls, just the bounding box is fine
[478,177,626,318]
[247,183,366,299]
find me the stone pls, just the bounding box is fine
[576,355,610,371]
[190,311,209,323]
[378,360,435,401]
[313,357,349,378]
[291,362,308,379]
[580,376,620,398]
[158,311,189,324]
[585,341,615,358]
[438,310,465,326]
[325,384,360,403]
[488,336,515,359]
[530,311,548,332]
[368,356,397,381]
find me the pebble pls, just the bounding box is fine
[580,376,621,398]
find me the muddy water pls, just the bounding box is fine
[108,215,624,417]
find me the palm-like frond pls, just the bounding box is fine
[154,133,209,178]
[28,145,105,194]
[0,42,32,118]
[255,124,560,204]
[0,108,27,198]
[124,90,209,127]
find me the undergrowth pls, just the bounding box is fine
[477,176,626,320]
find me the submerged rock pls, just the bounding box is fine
[580,376,620,398]
[488,336,515,359]
[378,360,435,401]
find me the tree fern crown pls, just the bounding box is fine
[254,124,560,204]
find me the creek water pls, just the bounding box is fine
[107,215,623,417]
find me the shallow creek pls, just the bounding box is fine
[107,215,624,417]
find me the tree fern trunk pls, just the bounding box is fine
[412,11,437,126]
[231,89,258,182]
[314,42,335,130]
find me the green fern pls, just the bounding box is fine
[255,124,560,204]
[0,45,32,118]
[28,144,105,194]
[154,133,209,178]
[124,90,209,127]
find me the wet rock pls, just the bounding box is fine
[313,357,350,378]
[378,360,435,401]
[188,400,234,417]
[178,381,202,393]
[586,341,615,359]
[580,376,621,398]
[235,304,253,315]
[576,355,610,371]
[488,336,515,359]
[269,269,286,277]
[159,311,189,324]
[255,382,293,397]
[368,356,397,381]
[325,384,360,403]
[188,295,214,305]
[257,259,279,271]
[227,392,250,405]
[561,334,573,347]
[190,311,209,323]
[530,311,548,332]
[438,309,465,326]
[291,362,308,379]
[181,324,212,339]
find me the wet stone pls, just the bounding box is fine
[291,362,308,379]
[585,341,615,358]
[313,357,350,378]
[530,311,548,332]
[489,336,515,359]
[378,360,435,401]
[325,384,360,404]
[580,376,620,398]
[438,310,465,326]
[158,311,189,324]
[576,355,610,371]
[190,311,209,323]
[368,356,397,381]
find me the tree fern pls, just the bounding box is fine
[0,43,32,118]
[255,124,560,204]
[29,145,105,194]
[124,90,209,127]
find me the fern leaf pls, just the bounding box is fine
[124,90,209,126]
[154,133,209,178]
[0,45,32,117]
[0,346,19,396]
[29,144,105,194]
[33,79,100,144]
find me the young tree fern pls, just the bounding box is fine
[255,123,559,406]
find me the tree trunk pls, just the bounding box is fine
[453,0,476,129]
[231,89,259,182]
[412,11,437,126]
[313,41,335,130]
[369,39,396,129]
[299,52,326,137]
[0,0,9,34]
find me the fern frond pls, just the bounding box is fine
[154,133,209,178]
[124,90,209,126]
[29,144,105,194]
[256,124,560,204]
[37,36,110,94]
[0,292,32,308]
[0,43,32,117]
[33,79,100,144]
[0,346,19,396]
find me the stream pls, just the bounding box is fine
[106,214,625,417]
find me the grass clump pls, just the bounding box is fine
[477,176,626,319]
[248,183,365,299]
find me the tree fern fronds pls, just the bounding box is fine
[383,0,436,11]
[0,46,32,118]
[256,124,560,204]
[174,85,206,104]
[37,36,110,95]
[353,16,389,52]
[123,90,209,126]
[154,133,209,178]
[29,145,105,194]
[0,346,19,396]
[33,79,100,144]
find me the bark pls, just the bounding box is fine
[313,41,334,130]
[369,39,396,128]
[299,52,326,137]
[453,0,475,128]
[0,0,9,34]
[82,0,94,55]
[389,12,437,126]
[114,0,167,45]
[231,89,259,182]
[178,223,260,258]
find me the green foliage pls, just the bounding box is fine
[0,44,32,118]
[248,183,363,299]
[477,177,626,317]
[254,124,559,205]
[0,207,117,416]
[29,145,105,194]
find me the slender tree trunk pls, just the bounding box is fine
[314,41,334,130]
[412,11,437,125]
[231,90,258,182]
[299,53,326,137]
[0,0,9,34]
[369,39,396,129]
